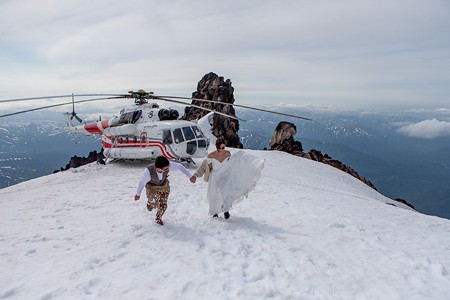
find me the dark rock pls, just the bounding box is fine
[54,149,105,173]
[269,122,303,154]
[182,72,243,148]
[394,198,416,210]
[269,121,375,190]
[302,149,377,190]
[269,121,418,210]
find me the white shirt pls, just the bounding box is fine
[135,161,193,196]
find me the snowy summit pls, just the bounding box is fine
[1,149,450,299]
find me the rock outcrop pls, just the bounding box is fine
[301,149,377,190]
[269,123,419,210]
[54,149,105,173]
[182,72,243,148]
[393,198,416,210]
[269,121,376,190]
[269,122,303,154]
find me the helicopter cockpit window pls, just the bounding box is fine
[119,111,134,124]
[173,128,184,144]
[162,129,173,145]
[192,126,205,138]
[198,139,207,148]
[131,110,142,123]
[118,110,142,124]
[182,126,195,141]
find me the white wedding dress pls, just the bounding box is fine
[206,150,265,215]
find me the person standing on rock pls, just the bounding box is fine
[193,139,265,219]
[134,156,196,225]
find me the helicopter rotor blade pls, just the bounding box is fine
[157,95,312,121]
[0,93,124,103]
[157,97,247,122]
[0,90,311,121]
[0,96,124,118]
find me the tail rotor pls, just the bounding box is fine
[70,93,83,123]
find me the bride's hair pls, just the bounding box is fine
[215,138,226,149]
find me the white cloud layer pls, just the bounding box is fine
[0,0,450,107]
[397,118,450,139]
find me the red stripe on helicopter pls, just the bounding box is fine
[148,142,175,159]
[84,120,111,134]
[84,122,102,134]
[101,120,110,129]
[102,135,113,148]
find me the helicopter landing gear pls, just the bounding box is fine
[97,157,106,165]
[180,158,196,166]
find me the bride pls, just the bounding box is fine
[193,139,265,219]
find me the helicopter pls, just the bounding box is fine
[0,90,311,162]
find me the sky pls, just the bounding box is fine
[1,148,450,299]
[1,0,450,108]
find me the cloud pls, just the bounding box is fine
[397,119,450,139]
[405,108,450,115]
[0,0,449,107]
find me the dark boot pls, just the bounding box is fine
[224,212,230,219]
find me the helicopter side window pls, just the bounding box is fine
[173,128,184,144]
[182,126,195,141]
[162,129,173,145]
[192,126,205,138]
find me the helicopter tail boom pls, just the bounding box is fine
[64,113,114,135]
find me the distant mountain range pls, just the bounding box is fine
[238,107,450,220]
[0,113,100,188]
[1,107,449,220]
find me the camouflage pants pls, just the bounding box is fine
[145,179,170,222]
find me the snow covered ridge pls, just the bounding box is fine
[1,150,450,299]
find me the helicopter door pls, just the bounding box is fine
[140,132,147,147]
[172,128,185,144]
[162,129,173,145]
[182,126,197,155]
[192,126,208,148]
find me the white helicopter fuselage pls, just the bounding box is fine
[66,103,210,160]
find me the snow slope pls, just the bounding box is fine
[1,149,450,299]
